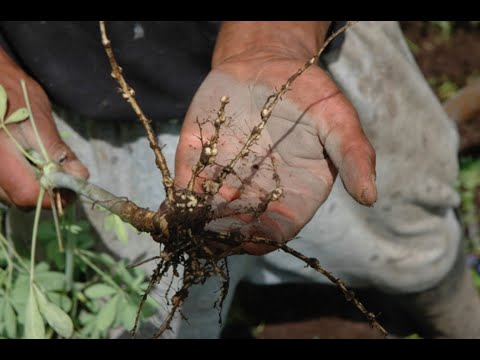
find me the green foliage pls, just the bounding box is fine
[24,285,46,339]
[0,206,159,338]
[427,77,460,101]
[34,284,74,338]
[0,82,159,338]
[0,85,29,126]
[4,108,29,125]
[458,157,480,226]
[103,213,129,245]
[438,81,459,101]
[429,21,454,40]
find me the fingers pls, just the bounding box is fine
[0,107,89,209]
[0,130,88,209]
[268,64,377,206]
[287,67,376,206]
[44,138,89,179]
[0,135,50,208]
[315,93,377,206]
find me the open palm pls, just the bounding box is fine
[175,56,376,254]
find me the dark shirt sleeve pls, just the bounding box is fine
[0,21,220,122]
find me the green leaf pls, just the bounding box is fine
[35,262,50,273]
[64,223,83,235]
[85,299,100,313]
[34,285,73,338]
[37,221,57,243]
[0,85,7,122]
[0,298,4,321]
[118,296,137,330]
[84,284,117,299]
[115,263,136,286]
[46,240,65,270]
[104,213,129,244]
[76,231,94,249]
[97,253,116,266]
[103,213,115,232]
[46,292,72,313]
[24,285,46,339]
[115,221,129,245]
[0,269,6,286]
[140,293,160,319]
[438,80,459,101]
[95,295,119,333]
[78,319,96,338]
[132,272,146,289]
[78,312,95,326]
[4,108,29,124]
[11,275,29,324]
[4,301,17,338]
[36,271,66,292]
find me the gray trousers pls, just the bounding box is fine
[7,22,469,338]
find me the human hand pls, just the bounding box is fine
[0,48,89,209]
[175,22,377,255]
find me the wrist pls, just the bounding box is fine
[212,21,331,68]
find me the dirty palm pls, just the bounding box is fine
[15,21,387,337]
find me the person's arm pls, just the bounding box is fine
[212,21,330,66]
[0,47,88,208]
[174,21,376,254]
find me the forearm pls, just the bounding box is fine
[212,21,331,67]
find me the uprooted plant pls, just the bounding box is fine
[1,21,387,338]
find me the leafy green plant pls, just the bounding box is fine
[0,204,159,338]
[0,83,159,338]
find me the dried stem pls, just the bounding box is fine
[45,170,170,238]
[280,244,387,336]
[243,238,387,337]
[99,21,175,204]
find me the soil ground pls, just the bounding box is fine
[220,21,480,339]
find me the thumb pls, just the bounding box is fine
[45,138,89,180]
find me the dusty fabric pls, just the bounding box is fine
[6,21,462,338]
